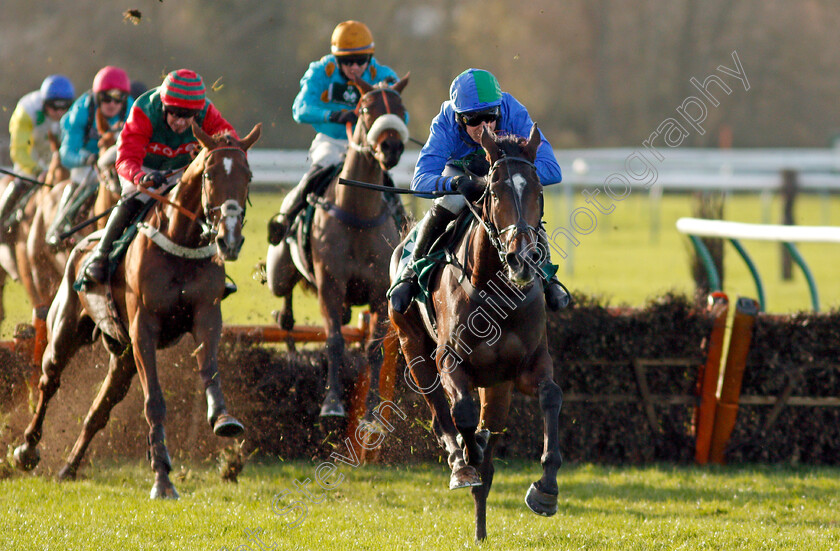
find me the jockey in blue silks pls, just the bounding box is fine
[389,68,569,314]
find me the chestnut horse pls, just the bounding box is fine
[13,122,262,499]
[389,126,563,541]
[266,75,409,419]
[0,131,69,329]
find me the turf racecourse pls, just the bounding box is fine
[3,189,840,339]
[1,461,838,550]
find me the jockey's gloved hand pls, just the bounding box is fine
[328,109,358,125]
[466,155,490,177]
[452,175,485,202]
[140,171,167,188]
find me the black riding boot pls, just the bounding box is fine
[84,197,144,283]
[267,164,322,245]
[389,203,458,314]
[0,179,31,241]
[536,229,570,311]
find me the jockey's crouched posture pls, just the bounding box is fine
[389,68,570,314]
[84,69,238,289]
[267,20,402,244]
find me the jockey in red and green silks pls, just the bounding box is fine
[389,68,569,314]
[84,69,237,284]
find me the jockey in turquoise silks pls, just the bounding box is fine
[267,20,403,244]
[389,68,569,314]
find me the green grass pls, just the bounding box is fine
[3,189,840,339]
[1,460,839,550]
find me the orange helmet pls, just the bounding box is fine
[330,21,375,56]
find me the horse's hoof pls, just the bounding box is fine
[12,444,40,471]
[449,466,482,490]
[57,464,77,481]
[150,483,180,500]
[525,482,558,516]
[320,395,346,417]
[213,413,245,438]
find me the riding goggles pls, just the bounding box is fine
[337,54,371,67]
[164,106,200,119]
[459,107,501,127]
[97,90,127,104]
[44,99,73,111]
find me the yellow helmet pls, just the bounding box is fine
[331,21,375,56]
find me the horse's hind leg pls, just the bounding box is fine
[13,278,87,471]
[58,351,136,480]
[471,382,513,541]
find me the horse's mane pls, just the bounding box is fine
[493,132,529,156]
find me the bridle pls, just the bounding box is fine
[463,155,541,264]
[198,145,251,244]
[346,88,409,160]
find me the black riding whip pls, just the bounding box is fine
[338,177,459,196]
[0,167,54,188]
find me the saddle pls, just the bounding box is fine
[285,165,407,285]
[72,200,157,293]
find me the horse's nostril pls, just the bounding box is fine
[505,252,520,268]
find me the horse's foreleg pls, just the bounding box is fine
[193,307,244,438]
[471,382,513,541]
[266,242,301,350]
[361,308,390,425]
[442,366,482,469]
[518,348,563,517]
[59,352,136,480]
[396,325,481,490]
[131,314,177,500]
[318,281,347,417]
[13,279,84,471]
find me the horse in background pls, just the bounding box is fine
[13,122,262,499]
[389,125,563,541]
[0,131,68,331]
[266,75,409,420]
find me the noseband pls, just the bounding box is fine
[464,156,541,264]
[347,88,409,157]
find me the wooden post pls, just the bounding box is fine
[709,297,759,464]
[780,169,797,281]
[694,292,729,464]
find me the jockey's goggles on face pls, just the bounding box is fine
[97,90,127,104]
[459,107,500,127]
[164,106,200,120]
[45,99,72,111]
[337,54,371,67]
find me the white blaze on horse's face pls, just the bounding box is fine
[223,157,233,176]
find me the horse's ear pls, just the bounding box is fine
[392,72,410,94]
[479,125,500,160]
[352,75,374,95]
[191,120,213,149]
[240,123,262,150]
[525,123,541,161]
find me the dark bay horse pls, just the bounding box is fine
[389,125,563,541]
[267,75,409,418]
[13,122,262,499]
